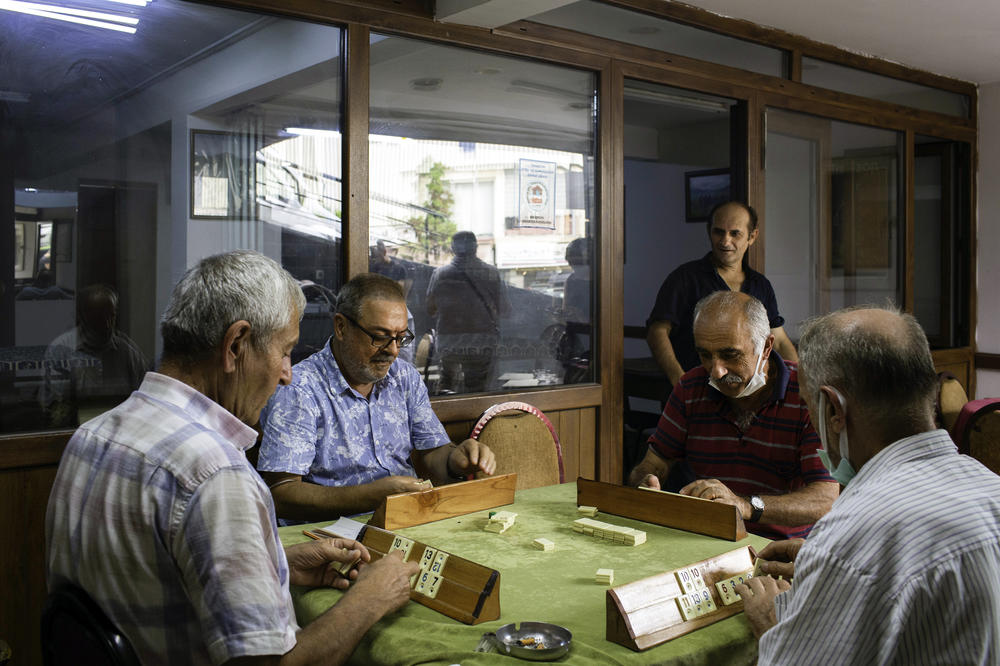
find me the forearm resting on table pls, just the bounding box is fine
[755,481,838,525]
[263,472,388,521]
[627,450,675,488]
[224,587,386,666]
[646,321,684,386]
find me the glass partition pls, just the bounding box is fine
[802,57,970,118]
[1,2,344,434]
[368,34,598,395]
[914,136,971,348]
[764,108,903,340]
[528,0,786,77]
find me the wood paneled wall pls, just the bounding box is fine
[0,434,66,666]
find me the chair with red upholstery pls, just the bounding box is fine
[470,401,564,490]
[951,398,1000,476]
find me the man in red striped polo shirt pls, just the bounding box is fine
[628,291,838,539]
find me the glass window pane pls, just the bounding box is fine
[802,57,969,118]
[369,34,598,396]
[621,81,738,416]
[764,108,903,340]
[913,136,971,348]
[2,2,343,434]
[528,0,785,78]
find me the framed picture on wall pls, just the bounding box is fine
[190,130,254,219]
[685,168,730,223]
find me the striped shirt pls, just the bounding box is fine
[258,340,450,486]
[46,372,298,665]
[649,351,834,539]
[760,429,1000,665]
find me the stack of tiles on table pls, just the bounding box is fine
[571,517,646,546]
[387,534,449,600]
[484,511,517,533]
[675,566,755,621]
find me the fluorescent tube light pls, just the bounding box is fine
[623,85,730,112]
[284,127,341,137]
[103,0,150,4]
[0,0,138,32]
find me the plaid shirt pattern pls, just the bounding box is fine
[46,372,298,665]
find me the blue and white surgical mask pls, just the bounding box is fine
[709,348,767,399]
[816,387,856,486]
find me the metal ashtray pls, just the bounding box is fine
[476,622,572,661]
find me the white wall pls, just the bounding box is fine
[623,158,711,358]
[977,81,1000,398]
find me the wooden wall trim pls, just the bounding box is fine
[599,60,624,484]
[344,22,370,278]
[932,347,973,366]
[0,431,71,470]
[975,353,1000,371]
[903,129,915,312]
[602,0,976,97]
[509,22,975,139]
[431,385,603,423]
[212,0,608,71]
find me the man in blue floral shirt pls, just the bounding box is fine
[258,273,496,521]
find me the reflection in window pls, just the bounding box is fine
[913,136,970,348]
[528,0,786,77]
[802,57,970,118]
[1,2,343,434]
[369,34,598,395]
[764,108,903,340]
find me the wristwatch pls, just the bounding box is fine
[748,495,765,522]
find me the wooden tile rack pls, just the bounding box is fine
[370,473,517,530]
[606,545,757,651]
[309,523,502,625]
[576,477,746,541]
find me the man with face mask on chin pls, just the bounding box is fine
[737,305,1000,664]
[628,291,838,540]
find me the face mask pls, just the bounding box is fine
[709,348,767,399]
[816,388,857,486]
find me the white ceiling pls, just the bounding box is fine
[648,0,1000,85]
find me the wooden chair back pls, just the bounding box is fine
[936,372,968,432]
[471,402,563,490]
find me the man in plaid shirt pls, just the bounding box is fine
[46,250,419,665]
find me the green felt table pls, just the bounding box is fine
[279,482,769,665]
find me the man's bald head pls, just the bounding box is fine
[798,305,937,436]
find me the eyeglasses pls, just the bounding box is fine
[342,314,414,351]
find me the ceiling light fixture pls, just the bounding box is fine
[0,90,31,103]
[624,85,731,112]
[0,0,139,33]
[283,127,341,137]
[410,77,442,91]
[508,79,591,100]
[103,0,150,5]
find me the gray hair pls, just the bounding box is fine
[160,250,305,363]
[693,291,770,356]
[798,304,937,429]
[336,273,405,322]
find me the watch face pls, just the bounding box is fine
[751,496,764,510]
